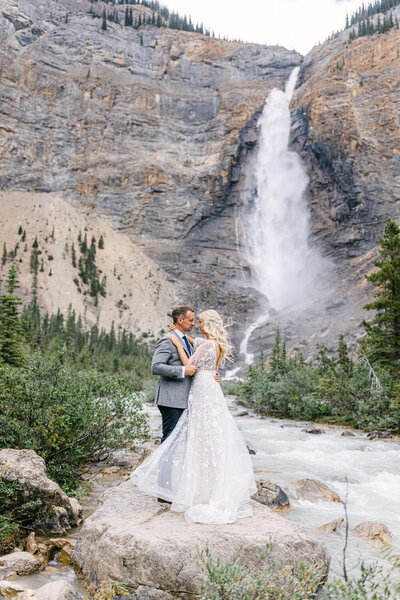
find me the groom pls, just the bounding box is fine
[152,305,197,443]
[152,305,221,443]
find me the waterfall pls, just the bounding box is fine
[236,67,330,365]
[244,66,328,312]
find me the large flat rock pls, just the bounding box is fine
[72,480,330,599]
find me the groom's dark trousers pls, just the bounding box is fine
[158,406,184,443]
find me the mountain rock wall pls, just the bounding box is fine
[1,0,400,359]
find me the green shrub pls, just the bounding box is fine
[322,562,398,599]
[237,331,399,432]
[198,542,326,600]
[0,516,21,554]
[0,349,149,491]
[220,380,240,396]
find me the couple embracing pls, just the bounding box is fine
[131,305,256,524]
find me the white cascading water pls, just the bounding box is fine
[240,67,329,363]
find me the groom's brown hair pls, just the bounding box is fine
[172,305,194,323]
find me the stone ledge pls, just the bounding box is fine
[72,480,330,599]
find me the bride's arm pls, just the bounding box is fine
[168,323,194,346]
[167,334,189,365]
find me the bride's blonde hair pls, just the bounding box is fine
[199,309,233,367]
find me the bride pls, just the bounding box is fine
[130,309,256,524]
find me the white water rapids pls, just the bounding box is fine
[237,409,400,579]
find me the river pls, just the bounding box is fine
[233,401,400,580]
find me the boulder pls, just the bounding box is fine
[252,480,290,511]
[0,567,13,581]
[301,426,325,434]
[35,539,75,567]
[315,518,344,535]
[0,552,41,575]
[57,543,74,566]
[295,479,341,503]
[24,534,38,556]
[14,592,35,600]
[341,430,355,437]
[0,450,82,534]
[33,580,83,600]
[246,443,257,455]
[0,580,25,599]
[351,521,392,547]
[72,480,330,599]
[366,431,393,440]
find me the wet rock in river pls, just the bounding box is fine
[0,579,25,598]
[315,518,344,535]
[0,567,14,581]
[246,443,257,455]
[33,580,83,600]
[0,552,41,575]
[341,430,355,437]
[351,521,392,547]
[252,480,290,511]
[301,426,325,434]
[295,479,341,503]
[366,431,393,440]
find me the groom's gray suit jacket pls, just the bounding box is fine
[151,331,194,409]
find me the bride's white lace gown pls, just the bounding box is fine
[131,338,257,524]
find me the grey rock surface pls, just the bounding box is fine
[294,479,341,503]
[0,552,41,576]
[72,480,330,599]
[0,449,82,534]
[351,521,392,547]
[252,479,290,511]
[33,580,83,600]
[0,579,26,598]
[1,0,399,361]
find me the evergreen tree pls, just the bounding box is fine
[2,243,7,266]
[102,9,107,30]
[269,328,287,377]
[98,235,104,249]
[363,218,400,373]
[0,265,26,366]
[71,243,77,268]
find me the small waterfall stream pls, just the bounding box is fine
[239,67,329,361]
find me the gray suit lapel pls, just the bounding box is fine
[171,331,190,357]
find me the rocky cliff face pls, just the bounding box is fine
[1,0,400,360]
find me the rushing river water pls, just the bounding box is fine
[233,402,400,579]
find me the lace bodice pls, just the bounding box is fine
[189,338,217,370]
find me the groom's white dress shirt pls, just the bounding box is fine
[175,329,190,379]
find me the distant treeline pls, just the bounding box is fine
[89,0,213,36]
[346,0,400,41]
[326,0,399,43]
[348,11,398,41]
[347,0,400,25]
